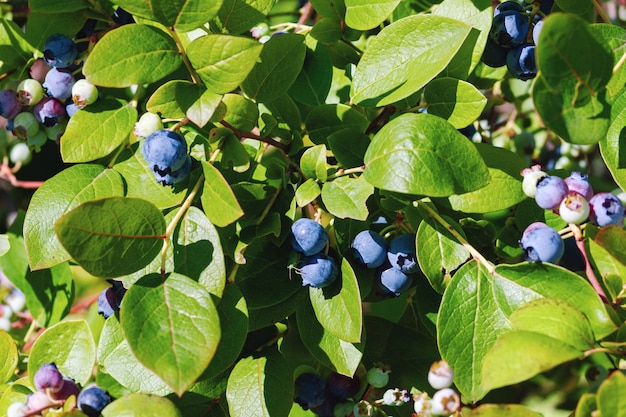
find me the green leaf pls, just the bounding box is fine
[83,24,182,88]
[594,225,626,266]
[226,347,293,417]
[54,197,166,278]
[327,129,370,169]
[98,316,172,396]
[310,0,346,19]
[310,18,343,44]
[0,19,35,75]
[433,0,493,79]
[102,393,182,417]
[574,393,598,417]
[596,371,626,417]
[61,99,137,163]
[187,34,263,94]
[344,0,401,30]
[22,263,74,327]
[288,36,332,106]
[24,11,85,51]
[351,15,471,106]
[29,0,89,12]
[321,176,373,220]
[301,144,328,182]
[600,91,626,190]
[241,33,306,103]
[309,258,362,343]
[114,0,222,31]
[295,179,321,207]
[417,218,470,294]
[305,104,369,145]
[113,143,187,210]
[588,238,626,295]
[24,164,125,270]
[221,94,259,131]
[202,285,248,378]
[446,143,527,213]
[424,78,487,128]
[0,331,18,385]
[590,24,626,101]
[297,297,365,376]
[466,404,543,417]
[481,298,594,391]
[363,113,490,196]
[120,273,221,395]
[216,0,276,34]
[200,162,244,227]
[439,262,616,402]
[29,320,96,387]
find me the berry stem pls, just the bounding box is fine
[568,223,609,304]
[416,200,496,274]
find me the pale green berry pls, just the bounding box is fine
[521,166,548,198]
[559,193,590,224]
[428,360,454,389]
[9,142,32,165]
[366,367,389,388]
[12,112,40,140]
[17,79,44,105]
[27,129,48,151]
[72,79,98,107]
[134,112,163,138]
[44,120,67,141]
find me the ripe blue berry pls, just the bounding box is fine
[43,34,78,69]
[0,89,22,119]
[351,230,387,269]
[142,129,189,177]
[154,154,192,186]
[77,384,112,417]
[520,222,564,263]
[377,266,413,296]
[533,19,544,45]
[290,218,328,256]
[490,10,529,48]
[589,192,624,227]
[34,363,64,393]
[481,38,509,68]
[294,373,327,410]
[564,172,593,201]
[33,97,67,127]
[506,43,537,81]
[43,68,76,100]
[493,1,524,16]
[534,175,568,210]
[299,253,338,288]
[386,233,418,273]
[97,280,126,319]
[326,372,361,401]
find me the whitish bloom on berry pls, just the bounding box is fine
[428,360,454,389]
[430,388,460,415]
[521,165,547,198]
[6,401,27,417]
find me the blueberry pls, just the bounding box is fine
[154,154,192,186]
[17,79,44,106]
[377,265,413,296]
[290,218,328,256]
[33,97,67,127]
[490,10,529,48]
[564,172,593,201]
[309,396,338,417]
[534,175,568,210]
[77,384,112,417]
[533,19,544,45]
[559,193,589,224]
[589,192,625,227]
[351,230,387,269]
[386,233,418,273]
[326,372,361,401]
[97,280,126,319]
[72,79,99,107]
[43,34,78,69]
[51,376,80,401]
[493,1,524,16]
[294,373,327,410]
[519,222,564,263]
[43,67,76,100]
[481,37,509,68]
[34,363,64,393]
[506,43,537,80]
[299,253,338,288]
[0,89,22,119]
[12,112,40,140]
[142,129,189,176]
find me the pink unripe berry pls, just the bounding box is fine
[564,172,593,200]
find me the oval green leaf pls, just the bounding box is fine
[345,0,401,30]
[305,104,369,145]
[120,273,221,395]
[600,91,626,190]
[0,331,18,385]
[200,161,244,227]
[84,24,182,88]
[102,393,182,417]
[114,0,222,31]
[321,176,373,220]
[424,78,487,129]
[54,197,166,278]
[364,113,490,196]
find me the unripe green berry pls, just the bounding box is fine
[17,79,44,105]
[72,79,98,107]
[9,142,32,165]
[27,129,48,151]
[521,165,548,198]
[428,360,454,389]
[559,193,590,224]
[45,120,67,141]
[366,367,389,388]
[134,112,163,138]
[12,112,40,140]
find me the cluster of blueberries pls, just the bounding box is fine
[290,218,339,288]
[481,0,553,80]
[519,166,625,264]
[7,363,111,417]
[0,33,98,165]
[294,371,361,416]
[351,230,418,297]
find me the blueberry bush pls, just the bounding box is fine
[0,0,626,416]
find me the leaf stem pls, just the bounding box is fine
[220,120,288,151]
[325,165,365,181]
[613,50,626,74]
[416,200,496,274]
[568,223,609,304]
[592,0,612,24]
[168,27,202,85]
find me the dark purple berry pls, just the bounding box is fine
[589,192,625,227]
[97,280,126,319]
[481,38,509,68]
[34,363,64,393]
[0,90,22,119]
[493,1,524,16]
[51,377,80,401]
[326,372,361,401]
[33,97,67,127]
[294,373,327,410]
[77,384,112,417]
[43,34,78,69]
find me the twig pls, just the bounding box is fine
[568,223,609,304]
